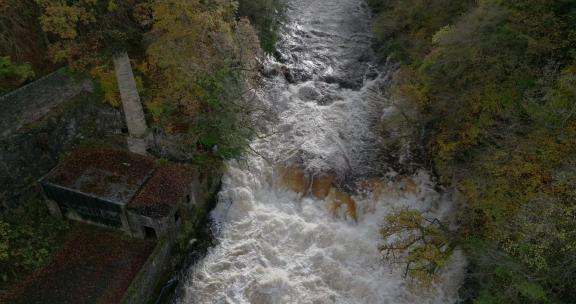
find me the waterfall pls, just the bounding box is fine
[178,0,466,303]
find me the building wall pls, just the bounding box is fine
[127,211,173,239]
[41,182,130,232]
[127,182,195,239]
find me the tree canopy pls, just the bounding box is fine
[370,0,576,302]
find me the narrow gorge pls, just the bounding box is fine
[178,0,466,302]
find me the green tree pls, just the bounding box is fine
[238,0,285,53]
[368,0,474,63]
[0,56,35,94]
[0,200,69,286]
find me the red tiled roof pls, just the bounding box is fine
[128,164,196,218]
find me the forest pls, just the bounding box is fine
[1,0,575,303]
[369,0,576,303]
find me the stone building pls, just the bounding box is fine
[39,148,198,239]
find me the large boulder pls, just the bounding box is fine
[310,174,336,199]
[277,165,310,195]
[397,176,418,194]
[325,187,357,222]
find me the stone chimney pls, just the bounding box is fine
[113,50,149,155]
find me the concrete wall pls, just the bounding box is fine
[0,71,125,208]
[127,209,178,239]
[121,229,178,304]
[121,172,221,304]
[126,181,195,239]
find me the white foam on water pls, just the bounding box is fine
[183,156,466,304]
[179,0,466,302]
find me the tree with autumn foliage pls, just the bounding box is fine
[35,0,265,164]
[32,0,153,109]
[0,0,47,93]
[370,0,576,302]
[380,209,454,286]
[238,0,285,53]
[144,0,262,164]
[35,0,149,69]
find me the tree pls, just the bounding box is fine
[237,0,285,53]
[379,209,454,285]
[0,200,69,286]
[145,0,262,164]
[368,0,475,62]
[371,0,576,301]
[0,56,35,94]
[35,0,147,69]
[0,0,47,68]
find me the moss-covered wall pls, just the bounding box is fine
[0,71,126,208]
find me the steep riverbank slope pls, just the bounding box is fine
[369,0,576,303]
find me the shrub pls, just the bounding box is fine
[0,200,69,286]
[0,56,35,94]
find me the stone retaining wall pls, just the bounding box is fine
[121,172,220,304]
[0,69,94,138]
[0,71,125,208]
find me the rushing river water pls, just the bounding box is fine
[179,0,466,303]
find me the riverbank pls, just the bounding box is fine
[0,67,223,303]
[369,0,576,302]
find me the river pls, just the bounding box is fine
[178,0,466,303]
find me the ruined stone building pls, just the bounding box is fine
[40,148,198,239]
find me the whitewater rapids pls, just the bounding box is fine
[179,0,466,303]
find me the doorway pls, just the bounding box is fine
[143,226,157,239]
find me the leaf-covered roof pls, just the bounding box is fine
[128,164,196,219]
[41,148,157,205]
